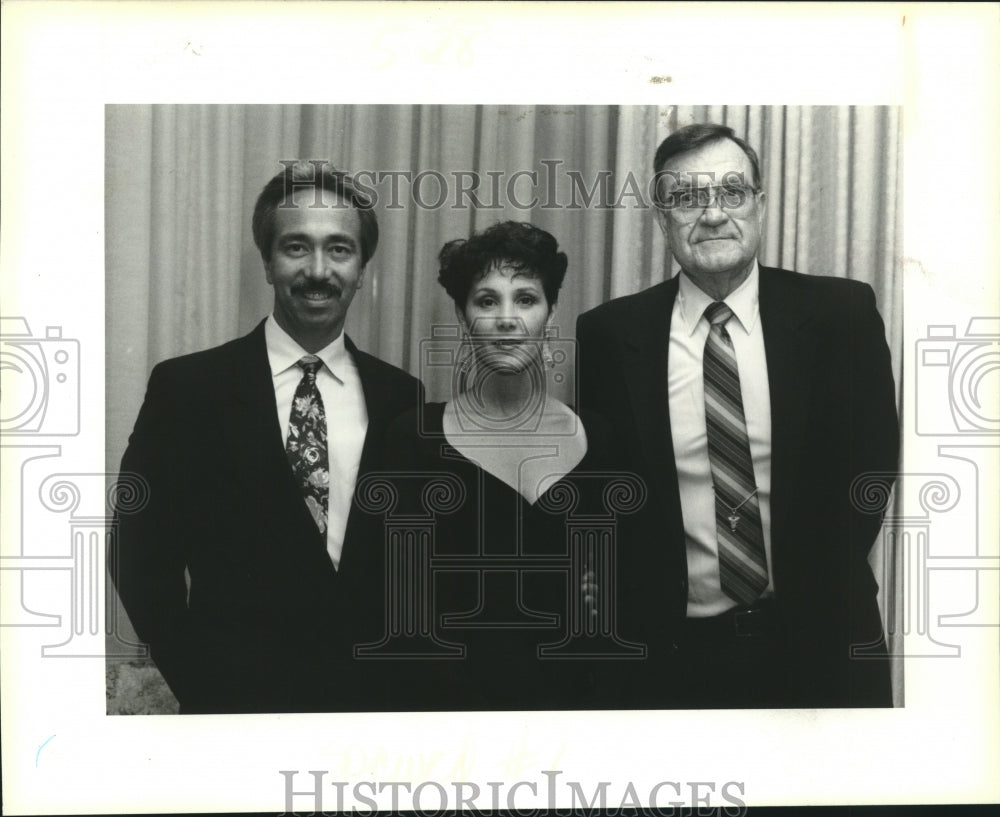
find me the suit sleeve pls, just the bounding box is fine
[846,283,900,556]
[109,362,203,706]
[576,309,611,420]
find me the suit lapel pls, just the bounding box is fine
[758,266,819,575]
[346,336,390,479]
[619,267,820,584]
[620,278,687,548]
[337,336,390,577]
[220,322,332,569]
[219,329,398,582]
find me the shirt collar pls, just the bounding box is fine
[676,260,761,336]
[264,315,347,384]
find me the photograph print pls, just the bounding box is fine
[105,103,902,715]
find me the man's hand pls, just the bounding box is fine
[582,569,599,620]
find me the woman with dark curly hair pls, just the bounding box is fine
[380,221,638,711]
[433,220,582,489]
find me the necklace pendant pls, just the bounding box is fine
[728,513,740,532]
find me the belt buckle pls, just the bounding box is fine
[733,607,762,638]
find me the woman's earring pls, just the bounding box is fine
[455,323,476,394]
[542,325,556,370]
[542,342,555,370]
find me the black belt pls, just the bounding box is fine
[680,598,779,641]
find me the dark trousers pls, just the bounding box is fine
[672,600,796,709]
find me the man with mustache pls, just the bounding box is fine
[577,123,899,707]
[111,162,424,713]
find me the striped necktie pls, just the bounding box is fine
[285,355,329,534]
[703,302,768,605]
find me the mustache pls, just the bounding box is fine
[292,281,343,298]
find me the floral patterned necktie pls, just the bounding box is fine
[285,355,329,534]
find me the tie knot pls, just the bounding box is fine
[705,302,733,327]
[296,355,322,377]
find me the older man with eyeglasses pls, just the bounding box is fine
[577,123,899,708]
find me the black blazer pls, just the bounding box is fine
[110,321,424,713]
[575,265,900,707]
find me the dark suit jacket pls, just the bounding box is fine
[109,321,424,713]
[575,265,900,707]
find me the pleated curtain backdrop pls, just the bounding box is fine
[106,103,904,699]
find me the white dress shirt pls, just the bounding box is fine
[667,264,774,616]
[265,316,368,570]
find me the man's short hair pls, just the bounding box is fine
[252,161,379,265]
[652,123,763,207]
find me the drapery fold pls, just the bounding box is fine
[108,104,901,420]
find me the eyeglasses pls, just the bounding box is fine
[659,184,762,222]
